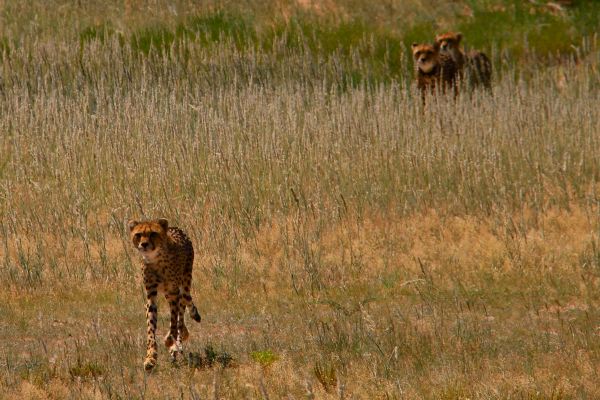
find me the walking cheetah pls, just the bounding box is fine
[128,218,202,371]
[411,42,459,101]
[435,32,492,90]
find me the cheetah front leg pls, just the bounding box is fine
[144,296,158,371]
[142,278,160,371]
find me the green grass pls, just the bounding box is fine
[250,350,279,368]
[66,2,600,83]
[457,2,585,61]
[181,12,256,47]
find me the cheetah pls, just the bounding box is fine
[128,218,202,371]
[411,42,459,101]
[435,32,492,91]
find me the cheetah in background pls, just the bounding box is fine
[411,42,459,101]
[128,218,202,371]
[435,32,492,91]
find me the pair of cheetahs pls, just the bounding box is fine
[412,32,492,99]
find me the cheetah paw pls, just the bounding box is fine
[144,358,157,371]
[164,334,175,348]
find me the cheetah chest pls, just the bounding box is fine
[143,259,187,291]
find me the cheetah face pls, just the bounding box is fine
[412,43,439,74]
[435,32,462,59]
[128,218,169,263]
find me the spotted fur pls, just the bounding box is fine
[411,42,459,102]
[128,218,201,371]
[435,32,492,91]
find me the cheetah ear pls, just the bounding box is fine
[456,33,463,43]
[411,43,418,50]
[127,219,138,232]
[157,218,169,231]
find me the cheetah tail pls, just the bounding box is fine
[189,304,202,323]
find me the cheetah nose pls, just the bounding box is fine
[140,242,149,249]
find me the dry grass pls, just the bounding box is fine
[1,209,600,398]
[1,1,600,399]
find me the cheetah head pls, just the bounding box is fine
[128,218,169,263]
[435,32,463,60]
[411,43,440,74]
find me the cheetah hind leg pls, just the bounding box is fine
[178,298,190,342]
[175,297,194,343]
[168,300,187,366]
[165,293,184,363]
[173,308,194,343]
[167,333,184,364]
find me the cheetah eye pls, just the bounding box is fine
[134,233,141,240]
[149,232,158,238]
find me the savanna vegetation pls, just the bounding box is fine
[0,0,599,398]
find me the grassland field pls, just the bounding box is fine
[1,0,600,399]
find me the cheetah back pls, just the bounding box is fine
[168,227,193,268]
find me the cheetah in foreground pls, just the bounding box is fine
[411,42,459,101]
[128,218,202,371]
[435,32,492,91]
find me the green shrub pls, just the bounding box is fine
[130,25,175,54]
[177,12,255,48]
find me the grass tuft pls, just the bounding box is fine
[250,350,279,369]
[314,361,337,392]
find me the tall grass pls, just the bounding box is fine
[0,1,599,399]
[1,34,598,284]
